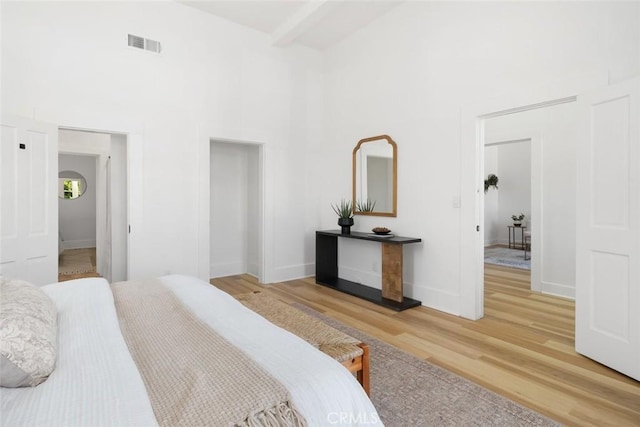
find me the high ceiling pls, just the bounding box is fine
[176,0,403,50]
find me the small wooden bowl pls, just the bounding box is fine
[372,227,391,235]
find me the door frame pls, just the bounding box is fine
[33,108,143,280]
[58,130,126,282]
[209,139,265,281]
[57,127,132,281]
[459,74,607,319]
[197,125,268,284]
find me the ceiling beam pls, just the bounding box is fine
[271,1,338,47]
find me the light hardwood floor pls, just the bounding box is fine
[211,264,640,427]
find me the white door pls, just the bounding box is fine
[1,115,58,285]
[575,77,640,380]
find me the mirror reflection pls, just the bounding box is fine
[352,135,397,217]
[58,170,87,200]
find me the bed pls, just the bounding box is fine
[0,275,381,426]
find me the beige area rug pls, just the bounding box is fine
[58,248,96,276]
[293,304,561,427]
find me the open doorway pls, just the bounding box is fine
[58,153,98,280]
[57,129,128,283]
[483,139,532,273]
[209,140,263,281]
[472,78,639,380]
[459,91,583,319]
[480,102,578,301]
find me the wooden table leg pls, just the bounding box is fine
[381,243,403,302]
[357,343,370,396]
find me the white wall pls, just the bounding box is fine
[58,154,97,249]
[484,146,499,245]
[3,1,637,313]
[2,1,323,282]
[210,141,259,278]
[319,1,638,314]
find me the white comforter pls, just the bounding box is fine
[0,275,381,426]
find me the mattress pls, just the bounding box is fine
[0,275,382,426]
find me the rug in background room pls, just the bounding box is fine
[58,248,96,276]
[294,304,559,427]
[484,246,531,270]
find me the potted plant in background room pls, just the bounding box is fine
[332,199,354,234]
[484,174,499,193]
[511,213,525,227]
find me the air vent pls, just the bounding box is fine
[128,34,144,49]
[145,39,161,54]
[128,34,161,54]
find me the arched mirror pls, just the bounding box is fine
[353,135,397,217]
[58,170,87,200]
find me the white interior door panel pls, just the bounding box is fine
[575,78,639,380]
[1,115,58,285]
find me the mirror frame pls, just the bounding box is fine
[352,134,397,217]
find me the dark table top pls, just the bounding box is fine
[316,230,421,244]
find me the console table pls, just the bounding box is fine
[315,230,422,311]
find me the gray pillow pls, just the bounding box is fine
[0,278,57,387]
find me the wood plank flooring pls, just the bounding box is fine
[211,264,640,427]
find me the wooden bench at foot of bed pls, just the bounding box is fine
[346,343,370,394]
[235,292,370,396]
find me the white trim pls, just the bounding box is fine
[338,266,383,290]
[198,125,269,284]
[33,108,142,281]
[541,280,575,299]
[272,263,315,283]
[60,239,96,250]
[414,286,461,314]
[257,144,267,283]
[483,97,577,119]
[210,261,248,279]
[460,71,607,320]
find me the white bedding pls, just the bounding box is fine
[0,275,381,426]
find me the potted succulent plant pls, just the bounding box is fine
[511,213,525,227]
[332,199,354,234]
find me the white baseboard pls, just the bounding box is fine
[541,281,575,300]
[210,262,246,278]
[411,285,460,316]
[247,262,259,278]
[313,265,462,316]
[270,263,315,283]
[339,266,381,290]
[484,238,499,247]
[62,239,96,250]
